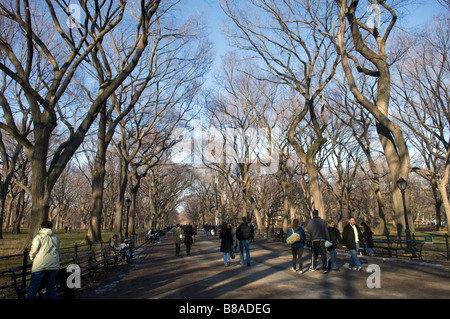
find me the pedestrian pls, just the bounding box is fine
[219,222,233,267]
[236,217,252,266]
[327,219,342,271]
[28,220,60,299]
[173,224,182,256]
[184,224,194,256]
[307,209,330,273]
[361,221,375,256]
[287,219,306,273]
[111,234,131,262]
[342,217,364,271]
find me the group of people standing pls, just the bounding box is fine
[289,209,375,274]
[172,212,375,275]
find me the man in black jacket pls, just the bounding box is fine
[342,217,364,271]
[236,217,251,266]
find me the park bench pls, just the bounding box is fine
[374,238,399,258]
[10,263,38,299]
[74,246,120,281]
[394,240,424,260]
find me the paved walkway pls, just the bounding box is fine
[76,230,450,299]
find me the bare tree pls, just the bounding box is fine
[392,15,450,231]
[0,0,161,245]
[335,0,413,236]
[221,0,340,219]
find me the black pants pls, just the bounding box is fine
[175,244,180,256]
[186,244,191,256]
[311,240,327,271]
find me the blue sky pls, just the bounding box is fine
[187,0,445,73]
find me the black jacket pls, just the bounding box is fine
[342,223,364,250]
[328,226,342,249]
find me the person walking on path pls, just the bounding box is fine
[236,217,252,266]
[307,210,330,273]
[342,217,364,271]
[184,224,194,256]
[173,224,183,256]
[361,221,375,256]
[287,219,306,273]
[327,219,342,271]
[219,222,233,267]
[28,220,60,299]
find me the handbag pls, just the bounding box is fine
[286,228,300,245]
[230,251,235,259]
[325,240,333,248]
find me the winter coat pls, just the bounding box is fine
[328,226,342,249]
[362,226,375,248]
[220,227,233,253]
[342,223,364,250]
[287,226,306,248]
[29,228,60,273]
[307,217,330,241]
[184,225,194,246]
[173,227,182,244]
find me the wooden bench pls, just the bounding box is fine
[394,240,425,260]
[373,238,398,258]
[10,264,39,299]
[74,247,119,281]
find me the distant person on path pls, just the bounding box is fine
[327,219,342,271]
[111,234,131,262]
[219,222,233,267]
[342,217,364,271]
[307,209,330,273]
[28,221,60,299]
[287,219,306,273]
[184,224,194,256]
[173,224,183,256]
[236,217,252,266]
[361,221,375,256]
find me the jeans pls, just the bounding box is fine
[222,252,230,266]
[349,243,362,269]
[27,270,58,299]
[327,247,338,270]
[364,242,375,255]
[239,240,251,265]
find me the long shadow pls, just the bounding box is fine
[103,235,364,299]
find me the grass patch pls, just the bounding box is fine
[0,229,121,257]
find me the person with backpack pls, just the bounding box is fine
[236,217,252,266]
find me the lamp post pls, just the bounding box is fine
[397,177,412,252]
[125,198,132,239]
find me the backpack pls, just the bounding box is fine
[239,223,251,240]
